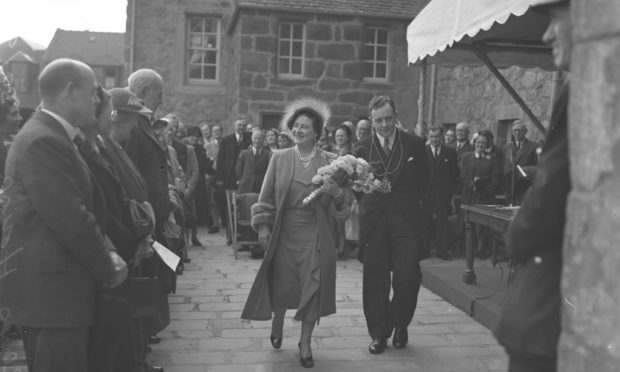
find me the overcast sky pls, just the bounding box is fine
[1,0,127,47]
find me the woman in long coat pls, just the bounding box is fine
[241,98,351,368]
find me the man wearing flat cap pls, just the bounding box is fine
[494,1,571,371]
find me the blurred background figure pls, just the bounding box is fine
[265,128,279,152]
[277,131,293,149]
[444,128,456,148]
[0,66,21,182]
[502,121,539,205]
[355,119,371,142]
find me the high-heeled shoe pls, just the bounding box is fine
[270,334,282,349]
[298,343,314,368]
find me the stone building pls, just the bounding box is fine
[126,0,427,132]
[431,65,554,146]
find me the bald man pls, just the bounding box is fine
[356,119,371,141]
[502,121,538,205]
[0,58,127,371]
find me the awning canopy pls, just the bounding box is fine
[407,0,553,70]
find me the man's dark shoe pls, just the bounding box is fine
[392,328,408,349]
[368,337,387,354]
[208,226,220,234]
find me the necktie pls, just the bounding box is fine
[383,137,391,157]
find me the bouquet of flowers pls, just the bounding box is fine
[302,154,381,206]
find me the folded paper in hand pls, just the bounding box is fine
[152,241,180,271]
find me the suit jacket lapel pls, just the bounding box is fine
[386,130,408,186]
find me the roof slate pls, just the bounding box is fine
[238,0,429,19]
[43,29,124,66]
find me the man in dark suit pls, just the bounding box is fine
[494,1,571,371]
[354,95,429,354]
[424,126,459,260]
[453,121,473,194]
[0,58,127,372]
[502,122,539,205]
[215,116,251,232]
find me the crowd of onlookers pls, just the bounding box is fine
[0,57,541,371]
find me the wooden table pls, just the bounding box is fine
[460,205,519,284]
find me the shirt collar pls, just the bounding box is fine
[41,108,82,142]
[376,130,396,149]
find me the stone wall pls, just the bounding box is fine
[235,10,420,130]
[127,0,237,133]
[433,64,554,143]
[559,0,620,370]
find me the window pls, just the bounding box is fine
[187,16,220,82]
[278,23,304,77]
[9,63,29,93]
[92,66,118,89]
[260,112,283,130]
[363,27,389,80]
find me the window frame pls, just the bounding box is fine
[362,27,389,82]
[277,22,305,79]
[186,15,221,84]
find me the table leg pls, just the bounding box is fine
[463,221,476,284]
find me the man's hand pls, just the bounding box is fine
[258,225,271,248]
[215,180,224,189]
[104,251,128,288]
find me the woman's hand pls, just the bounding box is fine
[322,178,341,198]
[258,225,271,247]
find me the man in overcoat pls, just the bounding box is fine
[494,1,571,371]
[0,58,127,371]
[354,95,429,354]
[502,122,539,205]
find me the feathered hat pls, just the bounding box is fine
[279,97,331,135]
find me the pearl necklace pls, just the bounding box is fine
[295,145,318,168]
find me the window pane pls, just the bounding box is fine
[279,41,290,56]
[203,65,216,79]
[291,59,302,74]
[364,29,375,44]
[189,50,203,63]
[376,63,387,78]
[364,45,374,61]
[363,62,374,78]
[206,50,217,64]
[205,19,218,33]
[190,18,203,32]
[189,33,202,47]
[376,46,387,61]
[189,65,202,79]
[280,58,290,74]
[377,29,388,44]
[292,41,302,57]
[292,24,303,39]
[280,23,290,38]
[205,35,217,48]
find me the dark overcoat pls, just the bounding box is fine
[216,132,251,190]
[0,111,116,328]
[494,83,569,358]
[235,148,271,194]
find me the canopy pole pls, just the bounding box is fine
[416,59,427,137]
[475,51,546,135]
[427,64,437,126]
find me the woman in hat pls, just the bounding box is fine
[241,98,352,368]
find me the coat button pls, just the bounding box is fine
[533,256,542,264]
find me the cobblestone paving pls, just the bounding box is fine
[149,229,508,372]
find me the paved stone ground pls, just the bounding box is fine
[148,228,508,372]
